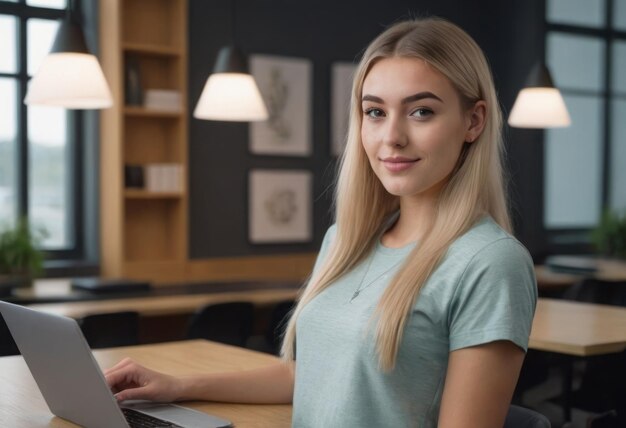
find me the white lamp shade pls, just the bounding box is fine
[24,53,113,109]
[508,87,571,128]
[193,73,268,121]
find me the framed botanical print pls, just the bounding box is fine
[249,55,313,156]
[248,169,312,243]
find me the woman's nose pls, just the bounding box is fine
[382,116,408,147]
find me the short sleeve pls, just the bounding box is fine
[448,238,537,352]
[311,224,337,276]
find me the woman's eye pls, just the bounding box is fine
[411,108,433,118]
[364,108,384,118]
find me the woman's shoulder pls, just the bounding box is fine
[447,216,533,268]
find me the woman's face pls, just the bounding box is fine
[361,56,483,201]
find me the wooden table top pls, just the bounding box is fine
[0,340,292,428]
[26,288,299,318]
[535,258,626,289]
[529,298,626,356]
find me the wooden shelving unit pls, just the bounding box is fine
[122,42,181,57]
[124,190,185,199]
[98,0,318,285]
[124,106,184,118]
[100,0,188,284]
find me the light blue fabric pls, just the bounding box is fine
[293,216,537,428]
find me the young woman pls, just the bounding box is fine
[105,17,537,427]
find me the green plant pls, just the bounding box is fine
[0,218,48,278]
[591,209,626,259]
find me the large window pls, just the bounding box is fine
[0,0,83,256]
[544,0,626,244]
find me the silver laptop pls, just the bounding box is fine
[0,301,233,428]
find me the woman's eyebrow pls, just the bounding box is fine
[402,92,443,104]
[361,92,443,104]
[362,94,384,103]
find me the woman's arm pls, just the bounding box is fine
[104,358,295,404]
[437,340,525,428]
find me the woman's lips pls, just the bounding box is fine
[381,157,419,172]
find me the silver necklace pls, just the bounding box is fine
[349,255,402,302]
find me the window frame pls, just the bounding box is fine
[543,0,626,253]
[0,0,93,269]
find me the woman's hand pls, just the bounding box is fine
[104,358,183,402]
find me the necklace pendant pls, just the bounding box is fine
[351,290,360,301]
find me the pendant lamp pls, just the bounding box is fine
[193,0,268,121]
[508,62,570,128]
[24,0,112,109]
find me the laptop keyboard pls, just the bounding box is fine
[122,407,184,428]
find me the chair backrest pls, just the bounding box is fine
[186,302,254,347]
[78,311,140,349]
[0,313,20,356]
[563,278,626,307]
[586,410,620,428]
[503,405,551,428]
[265,299,296,354]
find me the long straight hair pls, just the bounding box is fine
[281,18,511,371]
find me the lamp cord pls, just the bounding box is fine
[230,0,237,47]
[67,0,80,23]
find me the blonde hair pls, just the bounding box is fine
[281,17,511,371]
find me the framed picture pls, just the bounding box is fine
[331,62,357,157]
[248,169,313,243]
[250,55,312,156]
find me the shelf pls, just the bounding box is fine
[101,0,188,284]
[125,190,184,199]
[123,42,181,57]
[124,107,183,118]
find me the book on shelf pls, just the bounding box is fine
[143,89,182,112]
[145,163,184,193]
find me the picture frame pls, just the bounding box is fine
[249,55,313,157]
[248,169,313,244]
[331,61,357,157]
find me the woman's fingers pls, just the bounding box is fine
[104,361,178,402]
[104,365,138,390]
[103,357,135,376]
[114,385,152,401]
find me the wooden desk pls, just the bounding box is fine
[528,298,626,422]
[8,278,301,305]
[0,340,291,428]
[26,288,299,319]
[535,258,626,290]
[529,298,626,356]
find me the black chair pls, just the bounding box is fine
[585,410,621,428]
[186,302,254,348]
[265,299,296,355]
[504,405,551,428]
[0,313,19,356]
[562,278,626,307]
[562,279,626,417]
[78,311,140,349]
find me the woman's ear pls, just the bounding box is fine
[465,100,487,143]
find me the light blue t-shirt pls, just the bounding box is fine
[293,216,537,428]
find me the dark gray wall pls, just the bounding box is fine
[188,0,545,259]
